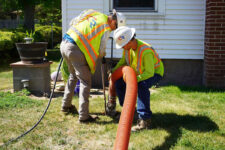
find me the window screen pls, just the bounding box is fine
[113,0,155,12]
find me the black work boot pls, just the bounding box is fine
[61,105,78,114]
[79,115,99,123]
[131,118,151,132]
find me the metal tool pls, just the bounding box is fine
[101,56,107,115]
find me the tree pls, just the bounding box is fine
[0,0,61,31]
[21,0,35,31]
[0,0,19,19]
[21,0,61,31]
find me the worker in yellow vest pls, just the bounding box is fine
[60,9,126,123]
[107,26,164,131]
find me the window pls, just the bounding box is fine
[112,0,155,12]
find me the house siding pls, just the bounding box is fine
[62,0,206,59]
[62,0,207,87]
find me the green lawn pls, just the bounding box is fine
[0,64,13,91]
[0,62,224,150]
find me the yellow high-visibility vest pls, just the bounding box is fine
[67,9,111,74]
[125,39,164,76]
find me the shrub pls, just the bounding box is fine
[0,30,25,51]
[46,48,61,61]
[0,25,62,62]
[34,25,62,48]
[61,59,69,82]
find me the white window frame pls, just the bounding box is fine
[104,0,165,16]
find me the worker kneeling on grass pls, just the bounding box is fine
[60,9,126,123]
[107,26,164,131]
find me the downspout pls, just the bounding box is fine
[109,66,138,150]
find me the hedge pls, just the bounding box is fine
[0,30,25,51]
[34,25,62,48]
[0,25,62,52]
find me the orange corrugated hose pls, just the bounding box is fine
[109,66,138,150]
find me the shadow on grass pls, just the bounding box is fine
[151,113,219,150]
[0,64,13,73]
[91,112,120,124]
[160,84,225,93]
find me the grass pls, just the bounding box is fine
[0,61,225,150]
[0,64,13,91]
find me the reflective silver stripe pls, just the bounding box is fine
[151,47,161,68]
[151,47,161,60]
[137,45,150,74]
[78,9,96,23]
[70,26,97,62]
[154,63,160,68]
[137,45,161,74]
[87,24,110,40]
[125,50,130,65]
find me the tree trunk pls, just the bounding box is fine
[23,1,35,31]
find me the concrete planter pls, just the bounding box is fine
[15,42,48,64]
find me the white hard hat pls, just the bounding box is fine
[113,26,136,49]
[113,9,126,27]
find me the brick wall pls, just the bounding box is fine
[204,0,225,88]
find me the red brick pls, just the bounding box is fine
[206,82,225,88]
[216,2,225,5]
[206,15,222,19]
[205,50,215,54]
[215,43,225,46]
[207,65,225,70]
[205,35,215,38]
[206,10,217,15]
[217,11,225,14]
[205,75,216,79]
[214,66,225,69]
[220,54,225,58]
[206,54,221,58]
[216,58,225,61]
[220,69,225,73]
[208,0,224,3]
[208,47,221,50]
[209,39,221,42]
[211,7,223,11]
[207,23,222,27]
[215,26,225,31]
[208,31,221,34]
[216,19,225,22]
[214,73,225,77]
[214,50,225,54]
[205,27,216,30]
[207,19,216,23]
[207,2,217,7]
[205,57,215,62]
[206,61,220,65]
[206,43,215,46]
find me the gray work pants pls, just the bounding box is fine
[60,40,91,120]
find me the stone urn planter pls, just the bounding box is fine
[15,42,48,64]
